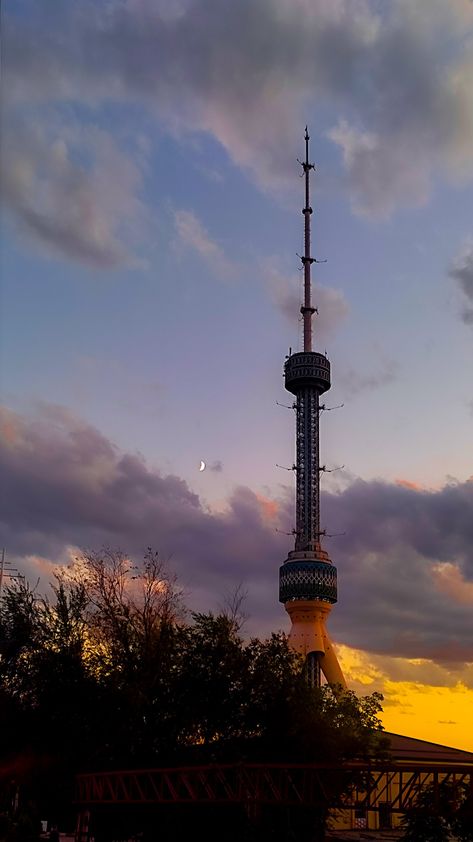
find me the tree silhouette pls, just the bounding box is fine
[1,548,387,841]
[401,779,473,842]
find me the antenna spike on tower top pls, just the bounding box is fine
[301,126,315,352]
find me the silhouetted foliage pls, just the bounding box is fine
[401,778,473,842]
[0,548,386,840]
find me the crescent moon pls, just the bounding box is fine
[199,460,206,472]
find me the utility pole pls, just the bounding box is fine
[0,548,21,597]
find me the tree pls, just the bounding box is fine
[171,612,304,762]
[401,779,473,842]
[1,548,387,841]
[58,548,187,765]
[0,549,187,829]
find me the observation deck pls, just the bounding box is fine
[279,555,338,605]
[284,351,331,395]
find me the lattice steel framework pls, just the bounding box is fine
[283,131,332,554]
[296,388,320,548]
[75,763,473,810]
[278,129,344,689]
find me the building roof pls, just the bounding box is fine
[385,731,473,765]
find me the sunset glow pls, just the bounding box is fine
[1,0,473,754]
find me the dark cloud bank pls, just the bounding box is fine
[1,405,472,668]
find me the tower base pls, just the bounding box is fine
[285,598,346,688]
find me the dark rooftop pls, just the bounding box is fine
[385,731,473,765]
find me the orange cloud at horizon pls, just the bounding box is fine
[336,643,473,752]
[381,681,473,752]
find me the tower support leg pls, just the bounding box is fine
[307,651,322,688]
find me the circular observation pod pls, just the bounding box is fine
[284,352,331,395]
[279,560,338,605]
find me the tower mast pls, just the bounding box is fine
[301,126,316,353]
[279,129,346,690]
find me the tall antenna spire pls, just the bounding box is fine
[278,128,346,690]
[300,126,316,352]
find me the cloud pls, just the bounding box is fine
[335,649,473,753]
[3,0,473,218]
[338,357,398,397]
[323,476,473,662]
[268,266,349,340]
[396,479,425,492]
[208,460,223,473]
[337,642,473,693]
[255,494,279,523]
[328,120,433,218]
[174,209,235,277]
[335,647,473,751]
[0,404,287,610]
[449,239,473,325]
[2,404,473,665]
[327,1,473,216]
[0,115,147,268]
[431,562,473,606]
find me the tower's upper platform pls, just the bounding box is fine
[279,558,338,604]
[279,543,338,606]
[284,351,331,395]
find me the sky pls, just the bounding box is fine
[1,0,473,751]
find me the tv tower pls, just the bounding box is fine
[279,128,346,690]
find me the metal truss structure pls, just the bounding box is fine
[75,762,473,811]
[282,129,333,553]
[296,386,320,551]
[278,130,345,688]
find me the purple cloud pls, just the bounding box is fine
[1,404,473,665]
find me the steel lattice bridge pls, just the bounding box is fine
[75,761,472,810]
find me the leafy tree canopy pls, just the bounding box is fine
[401,779,473,842]
[1,548,387,829]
